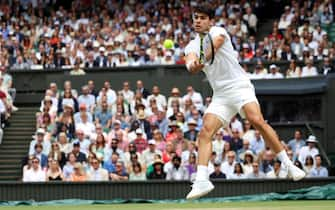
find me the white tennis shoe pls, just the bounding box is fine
[186,179,215,200]
[288,164,306,181]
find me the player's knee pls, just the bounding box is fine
[248,115,266,128]
[198,125,214,142]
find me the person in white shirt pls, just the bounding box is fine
[182,86,203,112]
[230,115,243,134]
[220,151,236,178]
[184,3,305,199]
[22,157,46,182]
[87,157,109,181]
[75,113,96,139]
[166,156,189,180]
[301,59,318,77]
[266,160,288,179]
[266,64,284,79]
[119,81,134,104]
[29,128,51,156]
[250,65,266,80]
[77,85,95,112]
[72,129,91,156]
[298,135,319,164]
[147,85,167,109]
[212,129,225,159]
[142,140,162,166]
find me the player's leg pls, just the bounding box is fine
[186,113,224,199]
[242,101,305,180]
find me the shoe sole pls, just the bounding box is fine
[292,173,305,181]
[186,186,215,200]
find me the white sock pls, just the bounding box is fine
[277,150,292,166]
[195,165,208,181]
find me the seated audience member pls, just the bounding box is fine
[23,157,46,182]
[310,155,328,177]
[302,154,314,177]
[147,159,166,180]
[209,161,226,179]
[266,64,284,79]
[30,143,48,170]
[183,119,198,141]
[246,162,265,178]
[77,85,96,112]
[69,162,87,182]
[46,160,64,181]
[110,160,129,181]
[29,128,51,156]
[72,129,91,156]
[87,157,109,181]
[71,142,87,163]
[287,130,305,160]
[266,160,288,179]
[57,132,72,155]
[129,161,147,181]
[94,101,113,131]
[228,163,246,179]
[104,138,125,163]
[142,140,162,166]
[63,152,78,180]
[103,152,119,174]
[221,151,237,178]
[49,142,67,168]
[74,103,93,125]
[301,59,318,77]
[166,156,189,180]
[298,135,319,164]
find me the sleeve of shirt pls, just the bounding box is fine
[184,39,200,57]
[210,26,229,41]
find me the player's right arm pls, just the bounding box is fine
[185,52,204,74]
[185,39,204,74]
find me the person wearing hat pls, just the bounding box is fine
[71,141,87,163]
[161,50,175,65]
[166,120,179,142]
[94,46,107,67]
[132,129,148,153]
[298,135,319,164]
[265,64,284,79]
[29,128,51,156]
[184,119,199,141]
[147,159,166,180]
[142,139,162,166]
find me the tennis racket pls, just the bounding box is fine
[199,33,215,66]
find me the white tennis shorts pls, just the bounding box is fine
[205,82,258,126]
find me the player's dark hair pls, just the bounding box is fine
[193,3,214,19]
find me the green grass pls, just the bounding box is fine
[0,201,334,210]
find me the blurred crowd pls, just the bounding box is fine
[0,0,258,70]
[22,80,329,182]
[1,0,334,77]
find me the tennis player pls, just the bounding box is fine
[185,3,305,199]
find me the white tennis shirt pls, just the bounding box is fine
[185,26,250,94]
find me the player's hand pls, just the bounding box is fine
[189,59,204,73]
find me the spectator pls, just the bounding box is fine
[184,119,198,141]
[242,151,255,175]
[266,160,288,179]
[166,156,189,180]
[209,161,226,179]
[63,152,77,180]
[286,59,301,78]
[104,138,125,163]
[74,104,93,125]
[260,150,275,174]
[310,154,328,177]
[212,129,225,159]
[298,135,319,164]
[77,86,95,112]
[301,59,318,77]
[287,130,306,160]
[23,157,46,182]
[230,129,243,153]
[250,130,265,155]
[46,160,64,181]
[119,81,134,104]
[72,129,91,156]
[94,47,108,67]
[221,151,237,178]
[182,86,203,112]
[69,58,85,75]
[266,64,284,79]
[147,159,166,180]
[94,101,112,131]
[110,161,129,181]
[147,85,167,109]
[243,6,258,35]
[29,128,51,156]
[322,56,335,75]
[87,158,109,181]
[246,162,265,178]
[152,129,166,153]
[303,155,314,177]
[71,142,87,163]
[57,132,72,155]
[228,163,246,179]
[49,142,67,169]
[69,162,87,182]
[142,140,162,166]
[184,152,197,180]
[136,80,150,99]
[129,161,147,181]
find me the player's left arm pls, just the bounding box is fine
[212,34,225,54]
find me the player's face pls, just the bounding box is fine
[193,12,211,33]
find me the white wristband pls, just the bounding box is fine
[186,61,192,71]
